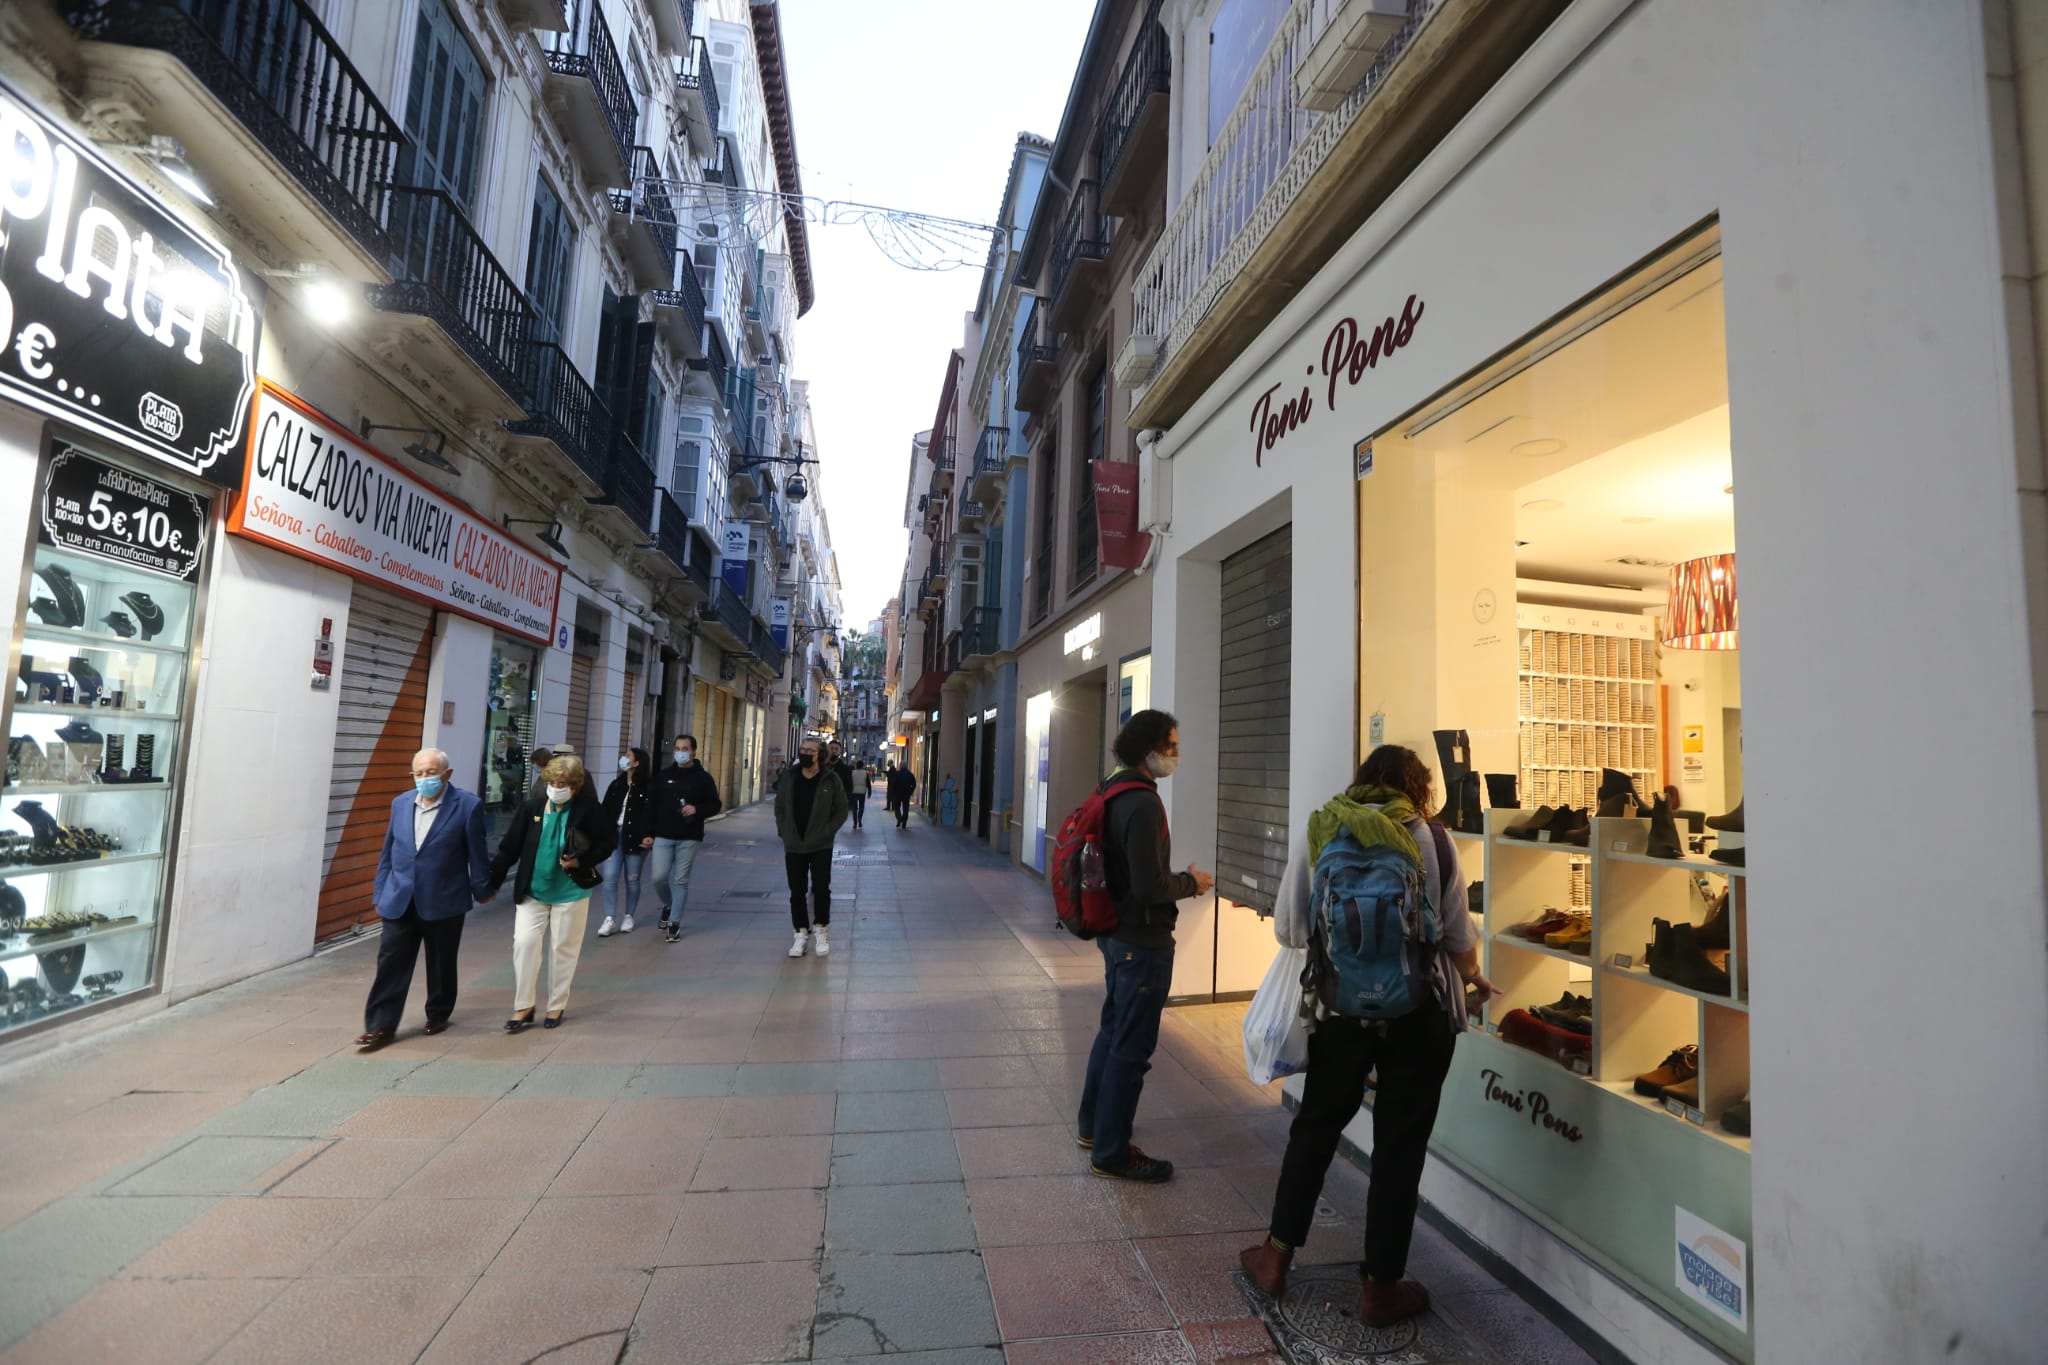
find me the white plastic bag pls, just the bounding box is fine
[1242,946,1311,1086]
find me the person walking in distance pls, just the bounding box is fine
[1078,710,1214,1182]
[487,753,615,1029]
[776,738,849,958]
[595,746,654,938]
[889,762,918,829]
[828,740,854,797]
[650,734,723,943]
[355,748,494,1050]
[847,756,871,831]
[1239,744,1496,1326]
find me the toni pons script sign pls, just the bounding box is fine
[230,382,562,644]
[0,79,260,486]
[1246,294,1423,468]
[1478,1067,1585,1143]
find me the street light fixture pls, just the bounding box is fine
[503,516,569,557]
[359,419,459,475]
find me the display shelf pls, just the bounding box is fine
[1491,931,1593,966]
[10,702,180,723]
[1,781,171,798]
[20,625,186,655]
[1589,1077,1752,1154]
[1605,849,1746,877]
[0,849,160,881]
[1519,669,1658,684]
[1491,834,1591,854]
[1515,721,1660,732]
[1601,959,1747,1012]
[0,920,152,968]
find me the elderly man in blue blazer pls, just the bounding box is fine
[356,747,495,1049]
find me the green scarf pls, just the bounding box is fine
[1307,783,1422,867]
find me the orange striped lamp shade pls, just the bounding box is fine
[1663,554,1738,649]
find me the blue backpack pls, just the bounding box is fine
[1309,821,1451,1021]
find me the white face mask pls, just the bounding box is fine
[675,749,693,765]
[618,755,633,772]
[1145,752,1180,779]
[546,784,573,804]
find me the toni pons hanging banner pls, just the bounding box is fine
[0,78,261,487]
[1091,460,1150,570]
[230,381,562,644]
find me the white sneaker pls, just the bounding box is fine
[813,926,830,956]
[620,914,635,934]
[597,916,617,938]
[787,930,809,958]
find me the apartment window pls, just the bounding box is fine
[1208,0,1290,146]
[1033,430,1059,622]
[402,0,487,207]
[1075,367,1106,585]
[675,435,703,520]
[524,176,573,345]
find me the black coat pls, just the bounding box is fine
[652,761,723,840]
[488,788,617,904]
[600,772,656,848]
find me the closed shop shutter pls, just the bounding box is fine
[620,669,639,752]
[1216,525,1292,915]
[565,653,594,756]
[316,583,435,941]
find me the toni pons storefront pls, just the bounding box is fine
[1143,4,2042,1363]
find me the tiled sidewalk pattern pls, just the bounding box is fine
[0,803,1592,1364]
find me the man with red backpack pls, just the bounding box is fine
[1074,710,1214,1182]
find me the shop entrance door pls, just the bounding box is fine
[564,654,593,757]
[977,721,997,839]
[317,583,435,941]
[962,718,979,832]
[1216,525,1292,919]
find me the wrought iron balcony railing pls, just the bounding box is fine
[963,604,1002,661]
[61,0,406,260]
[649,264,707,353]
[609,145,679,263]
[976,425,1009,477]
[1015,297,1062,410]
[705,581,754,645]
[1097,14,1170,205]
[753,616,786,677]
[599,435,657,532]
[675,35,721,146]
[1049,179,1109,312]
[373,187,536,403]
[541,0,637,179]
[656,490,693,580]
[687,326,729,400]
[508,341,612,485]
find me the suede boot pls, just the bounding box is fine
[1705,800,1743,832]
[1595,768,1641,817]
[1504,806,1555,840]
[1451,771,1484,834]
[1484,773,1519,810]
[1239,1240,1293,1298]
[1359,1277,1431,1327]
[1646,797,1684,859]
[1696,889,1731,950]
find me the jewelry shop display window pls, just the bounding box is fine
[481,633,541,847]
[3,439,210,1033]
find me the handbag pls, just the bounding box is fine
[562,827,605,891]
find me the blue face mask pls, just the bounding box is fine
[415,775,444,798]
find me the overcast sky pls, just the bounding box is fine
[776,0,1096,629]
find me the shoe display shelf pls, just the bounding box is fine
[1517,610,1661,812]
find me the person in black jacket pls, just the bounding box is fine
[487,753,616,1029]
[1077,710,1214,1184]
[594,746,654,938]
[887,763,917,829]
[648,733,723,943]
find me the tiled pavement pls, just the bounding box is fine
[0,801,1593,1364]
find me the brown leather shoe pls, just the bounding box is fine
[423,1020,450,1036]
[1359,1277,1430,1327]
[353,1030,394,1051]
[1238,1241,1293,1298]
[1632,1044,1698,1098]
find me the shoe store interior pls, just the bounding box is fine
[1360,229,1751,1347]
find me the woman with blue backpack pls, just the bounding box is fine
[1239,744,1495,1327]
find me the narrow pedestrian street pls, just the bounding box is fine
[0,802,1586,1365]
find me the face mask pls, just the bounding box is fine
[414,775,444,798]
[802,754,819,769]
[546,784,573,804]
[618,755,633,772]
[1145,752,1180,779]
[675,750,694,765]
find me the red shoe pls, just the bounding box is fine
[1238,1242,1293,1298]
[1358,1277,1430,1327]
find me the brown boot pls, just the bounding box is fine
[1238,1241,1293,1298]
[1358,1277,1430,1327]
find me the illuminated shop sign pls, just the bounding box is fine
[0,78,260,486]
[1063,613,1102,656]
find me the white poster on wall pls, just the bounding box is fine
[1674,1207,1749,1333]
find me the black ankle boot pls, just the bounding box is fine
[1595,768,1641,817]
[1484,774,1519,810]
[1705,800,1743,832]
[1646,797,1683,859]
[1697,889,1730,950]
[1432,729,1474,824]
[1451,771,1484,834]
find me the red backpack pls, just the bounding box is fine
[1050,777,1156,939]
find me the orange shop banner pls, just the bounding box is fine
[228,380,562,644]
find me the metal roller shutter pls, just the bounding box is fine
[620,669,639,752]
[564,654,594,757]
[1216,525,1292,915]
[316,583,435,940]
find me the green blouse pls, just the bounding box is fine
[529,805,590,904]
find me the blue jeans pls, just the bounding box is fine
[647,837,703,922]
[599,848,646,920]
[1077,937,1175,1168]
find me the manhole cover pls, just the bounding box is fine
[1236,1267,1484,1365]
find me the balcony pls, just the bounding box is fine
[1015,298,1062,411]
[609,146,679,289]
[1047,179,1108,331]
[673,36,721,158]
[699,581,756,655]
[959,500,986,529]
[655,491,697,583]
[61,0,405,274]
[752,616,786,678]
[729,433,764,502]
[369,187,536,416]
[505,341,612,487]
[497,0,570,30]
[650,0,693,53]
[973,425,1010,501]
[1129,0,1569,428]
[1098,15,1171,216]
[687,327,730,403]
[961,605,1003,667]
[540,0,637,186]
[650,269,707,357]
[708,136,742,207]
[592,435,657,535]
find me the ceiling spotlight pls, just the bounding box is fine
[360,419,458,475]
[304,279,356,325]
[505,515,569,557]
[1511,438,1566,458]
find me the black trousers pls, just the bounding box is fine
[850,793,866,827]
[1269,1009,1456,1282]
[785,848,832,929]
[363,904,466,1032]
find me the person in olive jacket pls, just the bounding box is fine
[487,753,616,1029]
[595,746,655,938]
[775,739,849,958]
[649,734,723,943]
